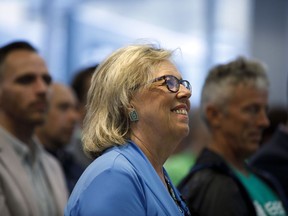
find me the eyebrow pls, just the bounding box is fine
[14,73,52,84]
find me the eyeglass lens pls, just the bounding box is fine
[166,77,178,92]
[166,76,191,92]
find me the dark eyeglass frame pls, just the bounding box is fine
[152,75,191,93]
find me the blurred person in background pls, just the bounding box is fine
[68,64,98,168]
[65,43,192,215]
[250,104,288,198]
[36,82,85,193]
[164,107,210,186]
[178,57,288,216]
[258,105,288,145]
[0,41,68,216]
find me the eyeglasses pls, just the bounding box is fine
[152,75,191,93]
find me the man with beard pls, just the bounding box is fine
[0,41,68,216]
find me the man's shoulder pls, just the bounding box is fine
[180,162,235,190]
[40,149,64,170]
[179,148,240,197]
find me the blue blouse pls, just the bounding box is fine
[65,141,190,216]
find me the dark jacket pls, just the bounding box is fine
[178,148,288,216]
[250,127,288,199]
[46,148,85,194]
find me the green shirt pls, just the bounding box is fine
[234,169,286,216]
[164,152,195,186]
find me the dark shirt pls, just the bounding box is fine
[46,148,85,193]
[250,126,288,199]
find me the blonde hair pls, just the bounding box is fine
[83,43,174,158]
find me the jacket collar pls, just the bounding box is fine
[0,127,40,215]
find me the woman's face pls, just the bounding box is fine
[131,60,191,142]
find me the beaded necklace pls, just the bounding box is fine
[164,175,191,216]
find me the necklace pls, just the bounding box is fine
[164,175,191,215]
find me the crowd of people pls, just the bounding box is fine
[0,40,287,216]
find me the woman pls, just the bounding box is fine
[65,43,192,216]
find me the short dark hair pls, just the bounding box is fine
[71,64,98,104]
[0,41,38,77]
[0,41,37,65]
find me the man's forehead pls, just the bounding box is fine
[229,84,268,103]
[5,49,41,61]
[3,54,49,80]
[50,85,78,103]
[5,49,47,68]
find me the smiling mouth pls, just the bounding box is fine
[172,109,188,115]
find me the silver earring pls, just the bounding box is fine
[129,108,139,122]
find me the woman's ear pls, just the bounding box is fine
[126,102,134,113]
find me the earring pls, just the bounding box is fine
[129,108,139,122]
